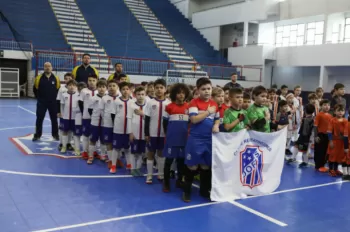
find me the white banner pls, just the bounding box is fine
[211,127,287,202]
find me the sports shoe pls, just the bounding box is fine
[110,165,117,174]
[32,135,40,141]
[60,146,67,154]
[286,158,296,164]
[81,152,88,160]
[87,157,94,165]
[329,170,337,177]
[58,143,63,150]
[131,169,138,177]
[136,169,144,177]
[67,143,74,151]
[318,167,328,172]
[93,151,100,159]
[100,154,107,161]
[157,175,164,181]
[335,170,343,176]
[117,159,124,168]
[146,175,153,184]
[182,192,191,203]
[299,162,308,168]
[126,164,132,170]
[74,150,81,156]
[162,182,170,193]
[285,149,292,155]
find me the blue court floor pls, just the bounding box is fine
[0,99,348,232]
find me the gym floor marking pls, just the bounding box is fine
[17,105,51,121]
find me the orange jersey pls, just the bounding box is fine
[327,117,348,140]
[314,112,332,133]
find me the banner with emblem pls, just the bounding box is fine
[211,127,287,202]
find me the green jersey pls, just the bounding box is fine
[223,108,248,132]
[246,104,270,133]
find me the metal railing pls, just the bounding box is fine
[0,38,33,52]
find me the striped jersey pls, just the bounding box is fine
[113,97,132,134]
[60,92,80,120]
[144,98,170,137]
[130,101,147,140]
[164,102,189,147]
[79,88,98,119]
[99,94,119,128]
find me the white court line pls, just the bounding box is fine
[228,200,288,227]
[17,106,50,121]
[31,202,221,232]
[0,125,50,131]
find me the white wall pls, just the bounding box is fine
[191,0,245,13]
[170,0,190,19]
[228,45,276,65]
[325,66,350,92]
[272,66,320,91]
[192,0,269,29]
[325,13,346,44]
[280,0,350,20]
[258,22,275,45]
[220,23,258,49]
[276,43,350,66]
[3,50,33,60]
[199,27,221,50]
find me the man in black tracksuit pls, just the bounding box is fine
[32,62,60,141]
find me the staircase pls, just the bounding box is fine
[48,0,109,69]
[124,0,198,71]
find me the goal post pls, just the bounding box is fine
[161,70,209,86]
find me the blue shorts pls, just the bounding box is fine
[185,135,212,166]
[75,125,82,136]
[60,119,75,133]
[102,127,113,144]
[82,119,91,137]
[90,125,103,143]
[131,139,146,154]
[163,144,185,159]
[113,133,130,150]
[59,118,64,130]
[148,137,165,152]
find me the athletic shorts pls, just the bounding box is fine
[185,135,212,166]
[74,125,83,136]
[163,144,185,159]
[131,139,146,154]
[148,137,165,152]
[60,119,75,133]
[113,133,130,150]
[82,119,91,137]
[102,127,113,144]
[90,125,103,143]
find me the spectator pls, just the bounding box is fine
[233,38,238,47]
[224,72,242,89]
[108,63,130,83]
[32,62,60,141]
[72,53,99,84]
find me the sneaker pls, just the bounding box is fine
[117,159,124,168]
[67,143,74,151]
[81,152,88,160]
[286,158,296,164]
[110,165,117,174]
[93,151,100,159]
[163,182,170,193]
[285,149,292,155]
[318,167,328,173]
[32,135,40,142]
[126,164,132,170]
[329,170,337,177]
[335,170,343,176]
[170,170,175,179]
[299,162,308,168]
[146,175,153,184]
[157,175,164,181]
[60,146,67,153]
[136,169,143,177]
[58,143,63,150]
[131,169,138,177]
[87,157,94,165]
[182,192,191,203]
[74,150,81,156]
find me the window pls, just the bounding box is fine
[306,21,324,45]
[331,23,340,44]
[275,24,305,47]
[345,18,350,43]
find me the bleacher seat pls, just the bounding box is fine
[143,0,230,65]
[0,0,69,50]
[76,0,168,61]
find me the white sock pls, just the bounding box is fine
[286,138,291,149]
[343,166,348,175]
[125,150,131,166]
[68,131,73,144]
[147,159,153,175]
[107,150,112,161]
[101,144,107,155]
[301,152,308,163]
[62,135,68,148]
[291,147,298,160]
[170,159,177,171]
[88,145,95,158]
[157,157,165,175]
[130,154,136,170]
[82,136,89,152]
[112,149,118,166]
[74,136,80,151]
[136,154,142,169]
[59,130,63,144]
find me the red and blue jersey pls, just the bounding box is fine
[164,102,189,147]
[188,98,219,139]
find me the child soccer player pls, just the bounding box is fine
[286,93,297,154]
[79,74,98,159]
[330,83,346,115]
[279,85,288,101]
[288,104,315,166]
[129,86,147,177]
[110,82,132,173]
[247,86,270,133]
[87,80,107,164]
[162,83,190,192]
[345,118,350,180]
[275,100,293,155]
[315,87,324,108]
[314,99,332,172]
[119,74,128,83]
[242,92,251,110]
[57,73,73,150]
[144,79,170,184]
[327,104,348,177]
[145,81,155,103]
[59,80,79,153]
[222,86,231,108]
[212,88,227,132]
[100,80,120,169]
[308,93,318,115]
[293,86,303,136]
[182,78,220,202]
[223,88,248,132]
[73,82,87,155]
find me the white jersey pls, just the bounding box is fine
[293,96,303,125]
[130,101,147,140]
[113,97,132,134]
[60,92,80,120]
[80,88,98,119]
[145,96,154,104]
[57,86,67,101]
[144,98,170,137]
[99,95,119,128]
[89,95,104,127]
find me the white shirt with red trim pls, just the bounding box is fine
[80,88,98,119]
[99,95,119,128]
[144,98,170,137]
[130,101,147,140]
[113,97,132,134]
[90,95,104,127]
[60,92,80,120]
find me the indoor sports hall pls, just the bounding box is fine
[1,0,350,231]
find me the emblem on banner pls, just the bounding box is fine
[240,146,264,189]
